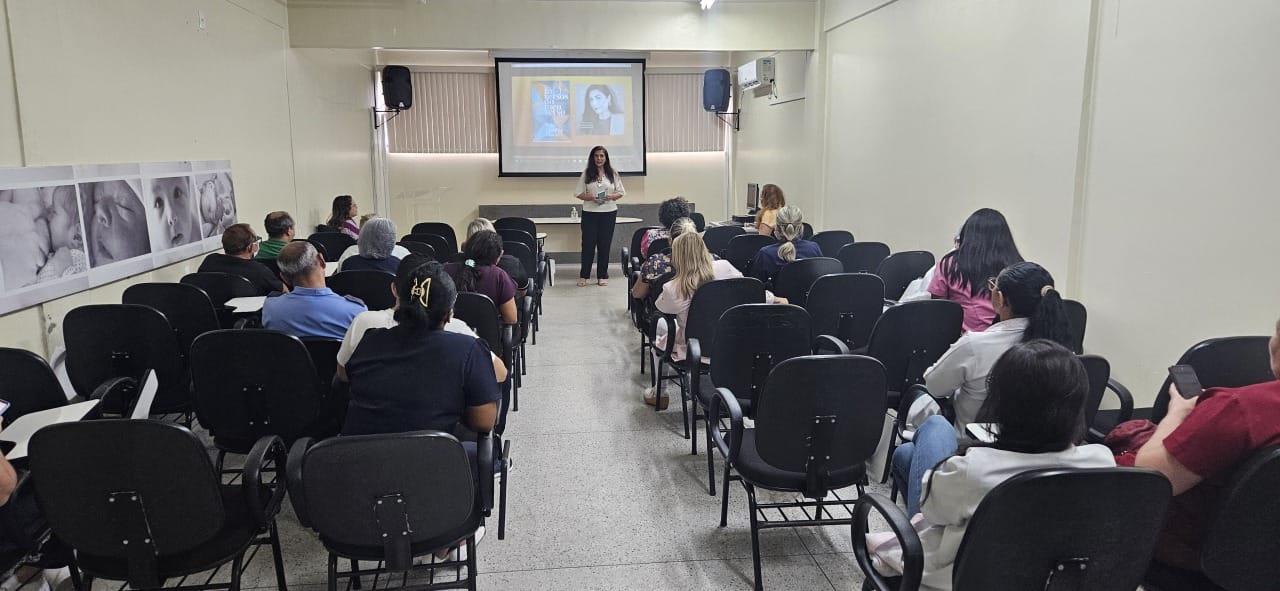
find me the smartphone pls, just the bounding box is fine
[0,399,9,416]
[596,190,606,202]
[1168,365,1204,400]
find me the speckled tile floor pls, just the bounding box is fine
[149,266,885,591]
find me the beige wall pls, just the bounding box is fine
[288,0,818,52]
[0,0,301,357]
[0,4,20,167]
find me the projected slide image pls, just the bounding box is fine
[577,83,625,136]
[531,80,572,142]
[80,179,151,267]
[0,185,87,289]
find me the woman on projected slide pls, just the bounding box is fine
[579,84,625,136]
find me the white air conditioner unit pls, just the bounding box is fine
[737,57,775,90]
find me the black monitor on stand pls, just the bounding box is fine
[732,182,761,225]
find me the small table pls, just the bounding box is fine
[0,400,101,461]
[529,217,644,225]
[226,296,266,314]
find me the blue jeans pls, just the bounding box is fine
[891,415,958,515]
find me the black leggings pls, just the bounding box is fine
[579,210,617,279]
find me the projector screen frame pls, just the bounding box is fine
[494,57,648,178]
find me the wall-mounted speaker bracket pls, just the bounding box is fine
[716,110,741,132]
[373,108,403,129]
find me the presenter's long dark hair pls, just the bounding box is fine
[583,146,617,185]
[939,208,1023,297]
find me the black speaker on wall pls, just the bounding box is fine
[703,69,730,112]
[382,66,413,110]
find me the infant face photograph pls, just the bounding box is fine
[577,83,625,136]
[0,185,88,291]
[146,176,201,251]
[194,172,237,238]
[79,179,151,267]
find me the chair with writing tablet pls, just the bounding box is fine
[411,222,458,253]
[838,242,890,274]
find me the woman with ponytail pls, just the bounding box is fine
[748,205,822,286]
[892,261,1073,511]
[444,230,518,325]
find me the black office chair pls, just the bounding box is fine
[30,420,287,591]
[689,211,706,232]
[1078,354,1134,443]
[726,234,777,273]
[256,257,283,283]
[838,241,891,274]
[1150,336,1273,423]
[856,468,1171,591]
[401,233,454,258]
[1064,299,1087,354]
[411,222,458,253]
[622,226,661,306]
[123,282,221,360]
[190,329,338,472]
[713,355,885,591]
[802,222,814,240]
[771,257,843,307]
[1144,446,1280,591]
[327,270,396,311]
[0,348,68,423]
[294,237,329,262]
[287,432,491,591]
[634,270,675,383]
[811,230,855,258]
[497,228,537,258]
[805,273,885,351]
[180,272,260,329]
[645,237,670,259]
[63,304,189,418]
[398,239,436,259]
[453,292,518,419]
[308,232,355,262]
[876,251,936,301]
[503,241,542,343]
[494,217,538,242]
[704,225,746,259]
[301,337,342,391]
[652,278,764,437]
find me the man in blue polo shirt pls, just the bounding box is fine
[262,241,366,340]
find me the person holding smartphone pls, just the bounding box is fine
[574,145,624,287]
[1124,318,1280,573]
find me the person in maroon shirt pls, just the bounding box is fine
[1132,318,1280,571]
[444,230,517,325]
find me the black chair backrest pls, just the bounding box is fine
[63,304,187,414]
[397,240,436,259]
[402,233,453,258]
[257,257,282,280]
[454,292,504,355]
[298,432,477,556]
[497,228,537,257]
[865,300,963,395]
[628,226,660,260]
[410,222,458,252]
[1151,335,1273,423]
[1078,355,1111,430]
[754,355,887,491]
[180,272,259,307]
[772,257,843,307]
[123,282,220,357]
[29,420,225,561]
[189,329,323,444]
[301,338,342,389]
[646,237,670,257]
[308,232,355,262]
[689,212,707,232]
[711,304,812,412]
[876,250,936,301]
[0,348,67,423]
[805,273,885,350]
[1063,299,1087,354]
[294,237,328,261]
[684,278,766,361]
[703,225,745,258]
[503,241,537,288]
[802,222,814,240]
[726,234,777,273]
[1201,445,1280,589]
[494,217,537,239]
[953,468,1171,591]
[838,241,890,274]
[326,270,395,311]
[811,230,855,258]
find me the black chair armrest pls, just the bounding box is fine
[1088,378,1136,441]
[883,299,898,307]
[708,388,744,461]
[501,324,515,356]
[812,334,850,355]
[652,313,679,361]
[91,376,138,416]
[286,437,314,528]
[476,432,495,515]
[620,247,631,273]
[686,336,703,384]
[243,435,287,528]
[894,384,933,436]
[853,493,924,591]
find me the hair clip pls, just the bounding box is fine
[465,258,476,268]
[410,277,431,308]
[1040,285,1054,296]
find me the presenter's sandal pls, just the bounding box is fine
[577,278,588,287]
[598,279,608,287]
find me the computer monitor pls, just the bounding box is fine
[746,183,760,211]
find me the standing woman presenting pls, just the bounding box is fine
[575,145,625,286]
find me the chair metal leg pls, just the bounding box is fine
[327,554,338,591]
[512,374,519,412]
[639,334,646,375]
[706,425,717,496]
[680,379,691,439]
[520,343,527,376]
[229,554,243,591]
[499,439,510,540]
[747,486,764,591]
[466,532,479,591]
[270,521,289,591]
[690,404,699,456]
[719,463,733,526]
[67,563,85,591]
[350,560,361,589]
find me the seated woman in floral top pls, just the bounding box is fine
[631,217,697,300]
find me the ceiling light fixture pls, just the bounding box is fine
[700,0,717,10]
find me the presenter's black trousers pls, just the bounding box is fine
[579,209,616,280]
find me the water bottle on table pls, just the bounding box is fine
[570,207,578,221]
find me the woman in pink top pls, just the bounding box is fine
[927,208,1023,333]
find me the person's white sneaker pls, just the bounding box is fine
[435,525,486,563]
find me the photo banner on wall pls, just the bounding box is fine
[0,160,236,315]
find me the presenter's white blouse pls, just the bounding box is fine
[574,172,625,213]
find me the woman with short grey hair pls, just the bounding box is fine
[340,217,401,274]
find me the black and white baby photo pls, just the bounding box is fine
[193,172,236,238]
[79,179,151,267]
[0,185,87,291]
[145,176,201,251]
